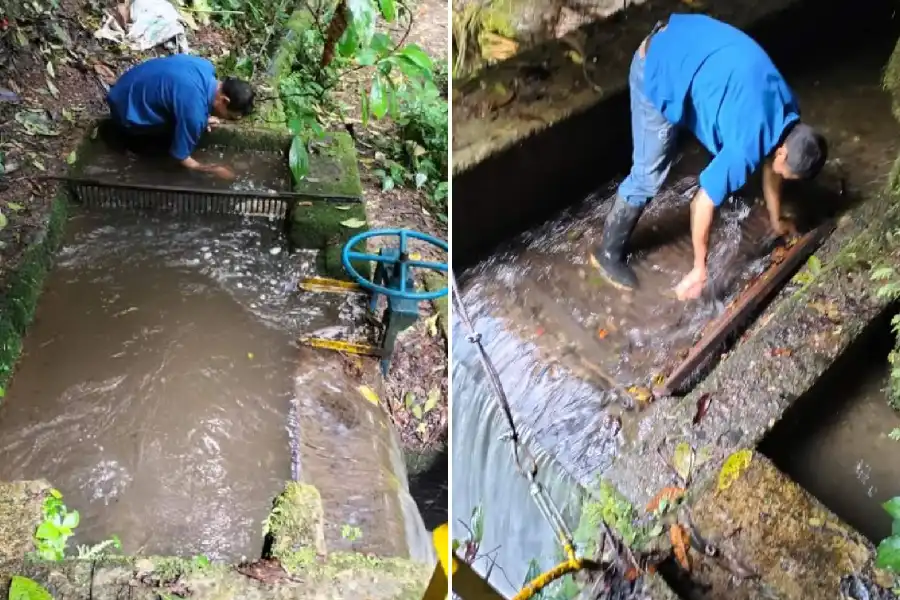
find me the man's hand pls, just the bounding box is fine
[674,265,708,301]
[209,165,235,180]
[206,116,223,132]
[770,216,798,239]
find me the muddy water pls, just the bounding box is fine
[0,210,365,560]
[452,28,899,594]
[80,140,291,193]
[762,329,900,543]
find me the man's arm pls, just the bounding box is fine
[690,187,716,271]
[171,101,234,179]
[762,159,795,236]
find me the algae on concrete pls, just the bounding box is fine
[265,482,327,573]
[0,195,67,396]
[883,36,900,124]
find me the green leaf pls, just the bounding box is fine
[0,387,5,398]
[66,150,77,165]
[7,202,24,212]
[356,48,378,66]
[807,255,822,276]
[470,505,484,543]
[340,218,366,228]
[415,173,428,188]
[9,575,53,600]
[337,23,359,57]
[35,521,59,540]
[0,211,7,230]
[871,266,894,281]
[894,520,900,536]
[876,535,900,571]
[884,497,900,521]
[289,136,310,182]
[377,0,395,21]
[346,0,376,48]
[370,32,392,56]
[403,391,415,409]
[412,404,423,419]
[673,442,695,484]
[382,176,395,192]
[423,388,440,414]
[399,44,433,72]
[360,88,370,128]
[62,510,79,529]
[369,75,388,119]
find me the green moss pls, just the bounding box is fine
[0,195,67,395]
[200,125,291,151]
[579,479,638,546]
[884,37,900,124]
[295,133,363,198]
[290,201,367,250]
[316,240,372,281]
[264,482,326,574]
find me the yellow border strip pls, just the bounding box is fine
[298,337,383,357]
[298,277,365,294]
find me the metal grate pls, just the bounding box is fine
[57,177,362,218]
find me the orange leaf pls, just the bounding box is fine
[597,328,609,339]
[624,567,640,581]
[670,524,691,571]
[646,487,686,512]
[770,347,792,357]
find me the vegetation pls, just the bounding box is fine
[33,488,122,561]
[870,253,900,411]
[207,0,448,217]
[877,497,900,573]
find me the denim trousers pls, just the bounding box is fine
[616,43,678,208]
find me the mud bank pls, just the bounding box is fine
[451,0,899,269]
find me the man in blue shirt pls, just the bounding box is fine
[106,54,255,180]
[590,15,827,301]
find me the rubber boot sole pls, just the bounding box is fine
[589,252,637,292]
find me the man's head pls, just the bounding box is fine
[771,122,828,181]
[212,77,255,120]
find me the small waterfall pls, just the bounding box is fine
[451,284,592,597]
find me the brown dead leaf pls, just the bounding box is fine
[624,567,640,582]
[646,487,685,512]
[670,524,691,571]
[597,328,609,339]
[770,347,792,357]
[692,393,712,425]
[93,63,116,85]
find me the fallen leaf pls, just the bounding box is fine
[692,393,712,425]
[624,567,640,582]
[46,78,58,99]
[412,404,423,419]
[424,314,439,337]
[646,487,686,513]
[15,110,59,136]
[403,391,415,409]
[628,386,654,406]
[66,150,77,165]
[770,347,792,357]
[247,352,254,359]
[597,328,609,339]
[566,50,583,65]
[673,442,694,485]
[808,518,823,527]
[334,205,354,210]
[358,385,380,406]
[670,524,691,571]
[718,449,753,492]
[416,422,428,436]
[6,202,23,212]
[0,212,7,229]
[340,218,366,228]
[423,388,440,414]
[93,63,116,83]
[46,60,55,78]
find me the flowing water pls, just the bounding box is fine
[0,207,432,562]
[451,28,900,596]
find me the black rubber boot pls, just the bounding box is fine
[589,195,644,290]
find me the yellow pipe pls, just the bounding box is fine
[512,554,583,600]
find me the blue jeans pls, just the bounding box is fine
[616,48,677,208]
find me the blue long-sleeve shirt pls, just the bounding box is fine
[106,55,218,161]
[644,14,800,206]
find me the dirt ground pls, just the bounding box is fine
[0,0,448,453]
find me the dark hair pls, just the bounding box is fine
[222,77,255,116]
[784,122,827,180]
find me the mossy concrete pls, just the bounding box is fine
[883,36,900,124]
[0,481,51,596]
[265,483,327,571]
[682,454,892,599]
[0,195,67,396]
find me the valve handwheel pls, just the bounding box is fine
[341,228,448,300]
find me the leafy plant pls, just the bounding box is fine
[341,523,362,542]
[75,535,122,559]
[33,489,80,561]
[871,258,900,411]
[876,497,900,572]
[8,575,52,600]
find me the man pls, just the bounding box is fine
[106,54,255,180]
[590,14,828,301]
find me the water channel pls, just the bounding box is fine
[0,205,427,562]
[451,19,900,597]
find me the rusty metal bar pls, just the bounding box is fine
[42,175,363,203]
[654,220,836,397]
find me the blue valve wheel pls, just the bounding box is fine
[341,229,448,301]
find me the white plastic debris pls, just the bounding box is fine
[269,247,282,256]
[94,0,190,53]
